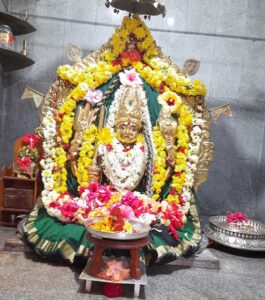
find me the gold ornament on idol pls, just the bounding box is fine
[115,86,143,144]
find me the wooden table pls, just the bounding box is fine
[87,233,150,280]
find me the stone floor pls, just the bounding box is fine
[0,226,265,300]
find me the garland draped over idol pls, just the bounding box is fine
[40,15,206,240]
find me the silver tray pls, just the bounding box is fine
[205,216,265,251]
[84,219,150,240]
[209,216,265,239]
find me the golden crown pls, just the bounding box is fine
[115,86,142,128]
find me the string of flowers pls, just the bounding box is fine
[157,90,193,204]
[53,147,68,194]
[76,125,98,188]
[152,126,167,200]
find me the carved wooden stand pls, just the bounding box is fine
[79,233,150,298]
[88,233,150,279]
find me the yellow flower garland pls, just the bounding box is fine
[53,147,67,193]
[152,126,167,200]
[76,125,98,188]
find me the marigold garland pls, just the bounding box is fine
[53,147,67,193]
[157,91,193,203]
[152,126,167,200]
[76,125,98,188]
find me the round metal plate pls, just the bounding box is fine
[205,216,265,251]
[209,216,265,239]
[85,219,150,240]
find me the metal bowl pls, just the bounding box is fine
[205,216,265,251]
[84,218,151,240]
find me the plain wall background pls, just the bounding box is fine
[0,0,264,220]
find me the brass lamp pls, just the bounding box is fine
[105,0,166,17]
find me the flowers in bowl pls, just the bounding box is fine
[90,216,134,234]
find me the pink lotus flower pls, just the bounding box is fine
[110,204,136,220]
[119,69,142,86]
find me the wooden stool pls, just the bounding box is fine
[87,233,150,280]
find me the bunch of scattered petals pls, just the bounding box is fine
[226,212,248,224]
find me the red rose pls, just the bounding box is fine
[17,157,31,171]
[103,283,123,298]
[22,134,41,149]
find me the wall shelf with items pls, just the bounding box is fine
[0,11,36,35]
[0,11,36,72]
[0,47,34,71]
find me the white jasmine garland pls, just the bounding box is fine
[99,137,148,191]
[181,110,203,202]
[41,109,57,195]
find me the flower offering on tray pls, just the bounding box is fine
[90,216,134,234]
[226,211,250,230]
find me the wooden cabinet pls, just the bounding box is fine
[0,136,42,227]
[0,167,41,226]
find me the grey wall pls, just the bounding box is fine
[1,0,264,220]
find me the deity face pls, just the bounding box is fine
[115,119,141,144]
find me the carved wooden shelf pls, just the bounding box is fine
[0,11,36,35]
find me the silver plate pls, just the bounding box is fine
[209,216,265,239]
[205,216,265,251]
[85,219,150,240]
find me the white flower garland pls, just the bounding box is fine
[181,112,203,203]
[99,137,148,191]
[40,108,56,193]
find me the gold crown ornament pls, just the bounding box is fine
[115,86,143,129]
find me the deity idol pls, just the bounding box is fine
[98,82,150,192]
[23,15,214,264]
